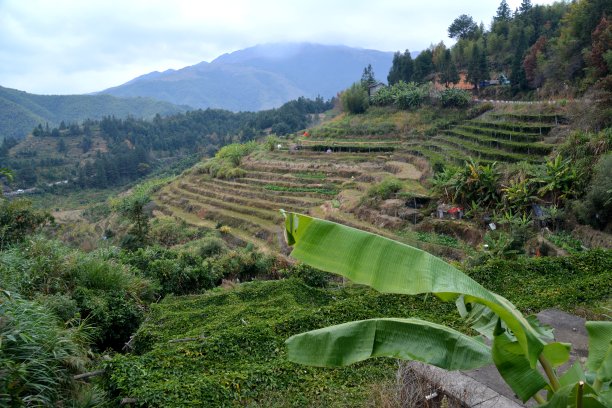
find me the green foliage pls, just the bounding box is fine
[0,199,53,250]
[366,177,403,200]
[202,141,258,179]
[112,178,170,249]
[450,159,501,210]
[120,245,218,296]
[439,88,471,108]
[573,152,612,230]
[387,50,414,84]
[0,293,94,406]
[546,232,584,254]
[264,184,337,195]
[103,278,459,406]
[285,263,331,288]
[0,237,155,350]
[282,213,612,406]
[340,82,369,114]
[448,14,479,40]
[149,217,203,247]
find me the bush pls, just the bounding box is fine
[288,263,331,288]
[211,248,277,281]
[574,153,612,230]
[439,88,471,108]
[367,177,403,200]
[195,236,227,258]
[0,199,53,250]
[149,217,202,247]
[341,82,369,114]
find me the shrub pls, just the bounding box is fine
[288,263,331,288]
[367,177,403,200]
[341,82,369,114]
[0,199,53,250]
[574,153,612,230]
[195,236,227,258]
[439,88,471,108]
[149,218,201,247]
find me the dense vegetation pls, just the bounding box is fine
[1,96,331,189]
[384,0,611,108]
[0,85,187,141]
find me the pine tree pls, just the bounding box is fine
[361,64,376,87]
[495,0,511,22]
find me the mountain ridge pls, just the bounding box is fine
[100,43,403,111]
[0,85,188,140]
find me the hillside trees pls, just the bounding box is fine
[387,50,414,84]
[448,14,479,40]
[340,82,369,114]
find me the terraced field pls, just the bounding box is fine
[155,149,419,250]
[406,111,562,165]
[154,104,568,253]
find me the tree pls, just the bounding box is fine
[439,49,460,87]
[448,14,478,40]
[412,50,435,83]
[340,83,369,114]
[519,0,532,14]
[282,212,612,407]
[495,0,512,21]
[387,50,414,84]
[467,44,487,89]
[360,64,376,87]
[57,138,67,154]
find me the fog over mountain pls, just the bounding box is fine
[100,43,411,111]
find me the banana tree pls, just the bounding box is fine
[282,212,611,407]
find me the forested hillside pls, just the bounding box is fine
[383,0,611,109]
[0,85,188,140]
[0,97,332,189]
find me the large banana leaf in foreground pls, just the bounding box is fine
[283,212,544,365]
[286,318,492,370]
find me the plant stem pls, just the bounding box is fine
[534,393,546,405]
[593,378,602,392]
[577,381,584,408]
[539,355,561,391]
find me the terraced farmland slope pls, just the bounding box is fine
[406,111,563,166]
[154,103,569,253]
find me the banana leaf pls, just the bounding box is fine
[283,212,545,366]
[286,318,492,370]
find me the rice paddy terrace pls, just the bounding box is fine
[154,103,569,253]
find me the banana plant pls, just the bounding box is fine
[282,212,611,407]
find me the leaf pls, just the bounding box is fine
[542,342,571,368]
[586,321,612,383]
[492,321,548,402]
[286,318,492,370]
[538,382,608,408]
[283,212,545,366]
[559,362,586,387]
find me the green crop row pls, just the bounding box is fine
[447,129,553,155]
[264,184,338,195]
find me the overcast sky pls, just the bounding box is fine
[0,0,561,95]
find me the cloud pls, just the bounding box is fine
[0,0,560,94]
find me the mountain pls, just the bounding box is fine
[100,43,403,111]
[0,86,188,140]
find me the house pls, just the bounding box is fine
[368,82,385,97]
